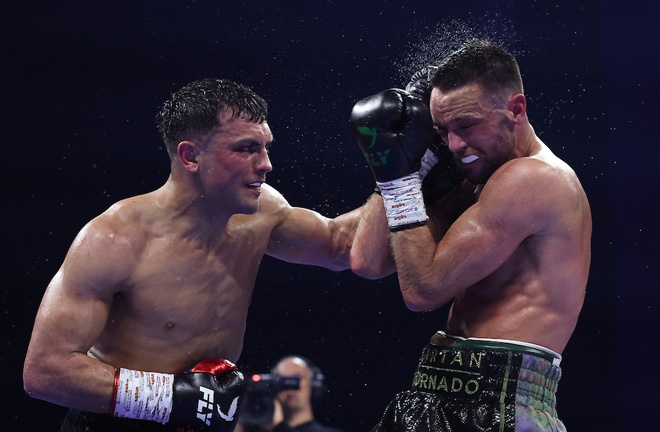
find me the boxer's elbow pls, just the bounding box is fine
[402,291,436,312]
[23,365,44,399]
[400,280,447,312]
[23,356,57,401]
[402,293,434,312]
[350,249,395,279]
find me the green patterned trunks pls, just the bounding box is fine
[371,331,565,432]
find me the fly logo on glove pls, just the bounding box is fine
[364,149,390,167]
[196,386,215,425]
[357,126,378,149]
[351,88,434,231]
[195,386,240,425]
[357,126,391,167]
[113,358,246,432]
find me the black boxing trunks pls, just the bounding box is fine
[60,408,202,432]
[371,331,565,432]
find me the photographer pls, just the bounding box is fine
[237,356,345,432]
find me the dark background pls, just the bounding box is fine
[2,1,658,431]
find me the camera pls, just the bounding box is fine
[239,373,300,425]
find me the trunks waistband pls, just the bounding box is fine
[430,331,562,366]
[410,332,562,401]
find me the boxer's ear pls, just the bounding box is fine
[177,141,199,172]
[509,93,527,124]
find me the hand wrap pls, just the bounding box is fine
[377,174,427,231]
[112,359,244,432]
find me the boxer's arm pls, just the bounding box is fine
[23,216,133,412]
[391,158,559,311]
[25,217,245,431]
[349,184,473,280]
[350,193,396,279]
[347,88,436,278]
[264,185,362,271]
[350,178,476,280]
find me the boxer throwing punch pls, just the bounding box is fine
[23,78,361,432]
[350,40,591,431]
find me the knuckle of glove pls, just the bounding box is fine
[374,88,407,126]
[220,370,246,390]
[351,89,409,141]
[172,367,246,432]
[405,65,437,106]
[405,103,433,141]
[405,81,429,102]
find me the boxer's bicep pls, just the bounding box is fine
[30,219,133,357]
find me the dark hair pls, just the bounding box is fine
[156,78,268,155]
[430,40,523,96]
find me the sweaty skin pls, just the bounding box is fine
[351,83,591,355]
[24,111,360,414]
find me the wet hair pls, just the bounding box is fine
[156,78,268,156]
[430,40,523,96]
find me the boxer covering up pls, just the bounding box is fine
[371,332,565,432]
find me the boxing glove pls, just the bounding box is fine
[406,65,465,204]
[421,148,465,204]
[405,65,438,107]
[113,358,245,432]
[351,88,433,231]
[351,88,432,182]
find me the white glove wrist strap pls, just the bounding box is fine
[418,148,439,180]
[377,173,427,231]
[113,368,174,424]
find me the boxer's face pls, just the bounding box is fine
[430,83,517,185]
[194,110,273,215]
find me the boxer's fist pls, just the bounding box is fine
[405,65,438,106]
[421,145,465,204]
[170,359,245,432]
[113,359,245,432]
[405,66,464,203]
[351,88,433,183]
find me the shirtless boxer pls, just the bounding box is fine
[350,40,592,431]
[23,78,360,432]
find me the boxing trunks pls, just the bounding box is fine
[60,408,201,432]
[371,331,565,432]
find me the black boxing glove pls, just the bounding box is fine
[405,65,438,106]
[406,65,464,204]
[112,358,245,432]
[420,145,464,205]
[351,88,433,231]
[351,88,432,182]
